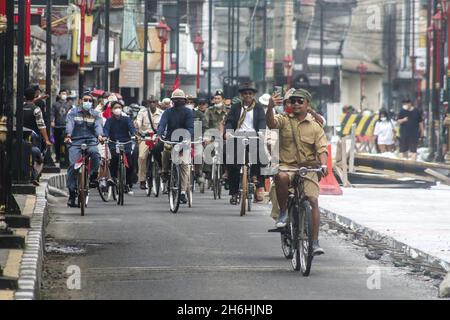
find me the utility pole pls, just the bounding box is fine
[236,1,240,84]
[227,1,231,95]
[231,0,235,91]
[143,0,148,100]
[412,0,417,105]
[426,0,432,147]
[104,0,110,91]
[263,0,267,93]
[16,0,25,182]
[208,0,212,100]
[176,0,180,78]
[319,0,324,111]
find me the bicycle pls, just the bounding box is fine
[107,138,135,206]
[67,141,99,216]
[210,139,223,200]
[137,134,162,198]
[277,167,323,276]
[228,133,261,216]
[97,145,116,202]
[160,138,201,213]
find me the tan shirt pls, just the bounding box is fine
[273,113,328,167]
[136,107,163,135]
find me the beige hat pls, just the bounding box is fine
[171,89,186,99]
[291,88,312,102]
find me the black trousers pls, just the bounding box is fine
[53,127,65,162]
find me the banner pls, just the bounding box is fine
[119,51,144,88]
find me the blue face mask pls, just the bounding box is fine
[275,106,284,114]
[82,102,92,111]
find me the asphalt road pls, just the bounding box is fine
[42,185,439,300]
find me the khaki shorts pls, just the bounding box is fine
[270,168,320,220]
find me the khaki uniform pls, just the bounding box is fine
[270,113,328,219]
[205,106,227,131]
[136,107,163,182]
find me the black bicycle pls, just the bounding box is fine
[138,134,162,198]
[279,167,322,276]
[97,146,116,202]
[107,138,135,206]
[210,140,223,200]
[228,133,261,216]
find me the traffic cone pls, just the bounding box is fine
[319,144,343,195]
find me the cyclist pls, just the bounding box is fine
[224,82,267,205]
[103,101,137,195]
[64,92,104,207]
[136,96,163,190]
[157,89,194,204]
[266,88,328,256]
[193,97,208,184]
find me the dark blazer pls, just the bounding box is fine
[224,101,267,132]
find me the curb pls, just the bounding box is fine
[14,173,66,300]
[320,207,450,273]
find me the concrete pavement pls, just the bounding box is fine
[42,186,439,300]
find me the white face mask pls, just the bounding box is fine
[186,104,194,110]
[402,105,409,110]
[113,108,122,116]
[380,117,387,121]
[61,94,67,100]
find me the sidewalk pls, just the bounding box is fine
[319,184,450,267]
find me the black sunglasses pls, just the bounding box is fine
[83,98,93,102]
[289,97,305,105]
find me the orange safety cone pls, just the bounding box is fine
[319,144,343,195]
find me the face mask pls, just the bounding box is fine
[61,95,67,101]
[82,102,92,111]
[173,101,184,108]
[113,108,122,116]
[186,104,194,110]
[103,99,108,105]
[380,117,387,121]
[402,105,409,110]
[275,106,284,114]
[214,102,223,108]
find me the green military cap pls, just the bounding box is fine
[283,88,296,101]
[291,88,312,102]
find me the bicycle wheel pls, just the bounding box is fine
[281,223,293,259]
[217,164,222,199]
[153,160,161,197]
[117,161,125,206]
[199,172,205,194]
[240,166,247,216]
[212,161,218,200]
[299,202,314,276]
[78,164,87,216]
[290,200,301,271]
[97,177,109,202]
[169,164,181,213]
[188,167,193,208]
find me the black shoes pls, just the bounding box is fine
[229,194,238,205]
[180,192,188,204]
[67,190,77,208]
[140,181,147,190]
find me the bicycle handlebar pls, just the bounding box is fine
[106,138,135,145]
[279,167,323,177]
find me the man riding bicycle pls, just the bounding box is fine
[65,92,104,207]
[157,89,194,204]
[266,88,328,256]
[103,101,137,195]
[224,82,267,205]
[136,95,163,190]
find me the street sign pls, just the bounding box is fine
[119,51,144,88]
[327,102,342,127]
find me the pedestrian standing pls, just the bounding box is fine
[373,109,396,153]
[51,89,72,163]
[397,99,424,161]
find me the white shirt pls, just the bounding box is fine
[239,106,254,131]
[374,119,396,145]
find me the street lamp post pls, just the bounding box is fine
[75,0,95,97]
[194,32,204,95]
[24,0,31,88]
[356,61,368,111]
[283,55,294,90]
[432,5,443,160]
[156,17,170,100]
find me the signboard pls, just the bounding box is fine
[327,102,343,127]
[119,51,144,88]
[266,48,274,79]
[14,0,69,6]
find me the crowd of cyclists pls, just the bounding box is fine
[25,82,330,257]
